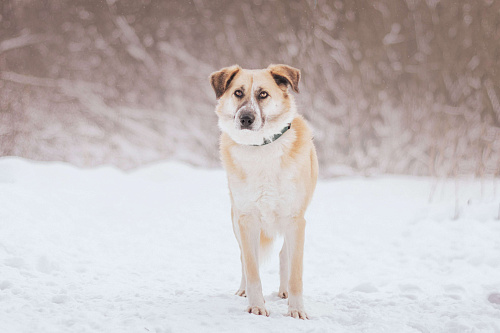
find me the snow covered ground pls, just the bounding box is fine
[0,156,499,333]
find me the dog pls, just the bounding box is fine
[209,64,318,319]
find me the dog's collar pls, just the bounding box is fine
[251,123,291,146]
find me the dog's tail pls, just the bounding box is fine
[259,230,274,262]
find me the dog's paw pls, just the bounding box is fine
[235,289,246,297]
[246,305,269,317]
[287,308,309,320]
[278,290,288,299]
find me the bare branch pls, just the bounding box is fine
[105,1,160,78]
[0,34,52,54]
[0,71,58,87]
[485,79,500,125]
[0,71,114,95]
[157,41,213,74]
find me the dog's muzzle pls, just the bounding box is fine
[236,103,259,130]
[239,112,255,129]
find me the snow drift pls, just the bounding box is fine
[0,157,499,332]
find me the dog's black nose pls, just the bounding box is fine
[239,113,255,129]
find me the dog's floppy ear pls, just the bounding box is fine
[209,65,241,99]
[268,64,301,93]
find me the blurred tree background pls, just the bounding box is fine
[1,0,499,178]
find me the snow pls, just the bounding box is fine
[0,156,499,332]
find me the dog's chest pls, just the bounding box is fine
[228,143,301,228]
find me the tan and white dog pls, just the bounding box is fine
[209,64,318,319]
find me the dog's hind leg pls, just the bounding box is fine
[236,253,246,297]
[232,206,247,297]
[278,240,289,299]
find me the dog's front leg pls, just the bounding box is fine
[238,215,269,316]
[285,216,308,319]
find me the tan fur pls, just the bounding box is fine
[281,116,318,212]
[267,64,301,93]
[220,132,246,181]
[259,230,274,257]
[210,64,318,319]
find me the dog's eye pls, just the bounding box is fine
[234,90,243,98]
[259,91,269,99]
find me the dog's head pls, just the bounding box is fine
[209,64,300,145]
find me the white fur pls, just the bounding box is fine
[228,125,306,237]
